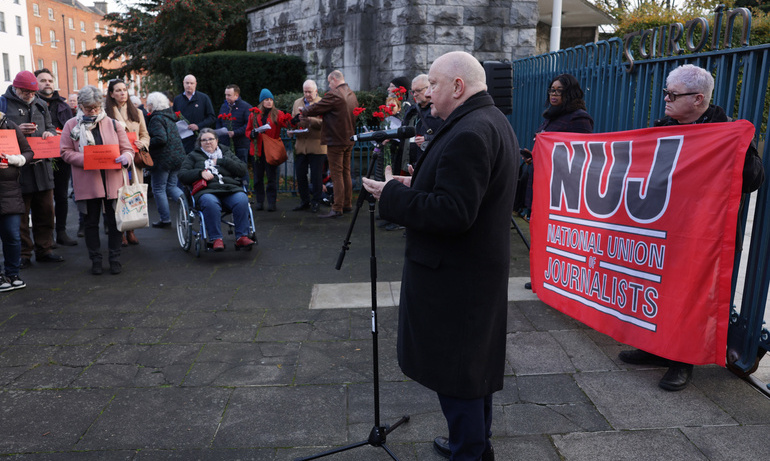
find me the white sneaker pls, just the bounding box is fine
[0,274,25,292]
[0,275,11,292]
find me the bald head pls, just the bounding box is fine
[426,51,487,119]
[183,75,197,96]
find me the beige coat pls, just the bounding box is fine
[112,103,150,151]
[291,96,326,155]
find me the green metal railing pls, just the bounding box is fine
[511,38,770,374]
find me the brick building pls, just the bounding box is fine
[0,0,33,88]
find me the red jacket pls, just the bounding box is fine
[245,110,290,157]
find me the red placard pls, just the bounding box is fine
[83,144,120,170]
[126,131,140,153]
[0,130,22,156]
[28,136,62,159]
[530,121,755,366]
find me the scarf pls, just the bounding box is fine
[69,110,107,153]
[202,146,225,184]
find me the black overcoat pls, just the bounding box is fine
[379,91,519,398]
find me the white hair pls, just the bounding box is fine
[145,92,170,111]
[667,64,714,103]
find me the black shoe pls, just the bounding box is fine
[384,222,404,231]
[319,210,342,218]
[525,282,532,290]
[267,203,276,212]
[56,233,78,246]
[292,202,310,211]
[310,202,320,213]
[377,220,391,229]
[434,436,494,461]
[109,261,122,275]
[77,223,85,238]
[659,362,693,391]
[37,253,64,263]
[618,349,671,367]
[151,221,172,228]
[19,258,32,270]
[343,207,353,213]
[91,261,103,275]
[255,203,264,211]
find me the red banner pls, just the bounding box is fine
[530,121,755,366]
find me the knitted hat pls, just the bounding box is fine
[259,88,274,103]
[13,70,38,91]
[390,76,410,90]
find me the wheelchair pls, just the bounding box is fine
[175,187,257,257]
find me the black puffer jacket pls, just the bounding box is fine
[148,108,186,171]
[0,116,35,214]
[2,86,57,193]
[178,145,248,202]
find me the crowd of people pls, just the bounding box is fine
[0,53,765,461]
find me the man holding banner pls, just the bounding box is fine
[617,64,764,391]
[529,64,764,394]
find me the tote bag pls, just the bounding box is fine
[261,135,288,166]
[115,162,150,231]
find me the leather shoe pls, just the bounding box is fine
[56,233,78,246]
[235,236,255,250]
[38,253,64,263]
[212,238,225,252]
[267,203,276,212]
[525,282,532,290]
[659,362,693,391]
[20,258,32,269]
[319,210,342,218]
[126,230,139,245]
[433,436,494,460]
[310,202,320,213]
[618,349,671,367]
[151,221,172,228]
[255,203,264,211]
[91,261,103,275]
[121,234,129,247]
[292,202,310,211]
[343,207,353,213]
[109,261,122,275]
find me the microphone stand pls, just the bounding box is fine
[296,147,409,461]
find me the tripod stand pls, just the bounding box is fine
[296,150,409,461]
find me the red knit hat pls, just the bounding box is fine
[13,70,38,91]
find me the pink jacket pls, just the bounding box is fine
[61,116,135,201]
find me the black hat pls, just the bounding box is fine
[390,76,410,90]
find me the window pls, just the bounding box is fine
[0,12,5,33]
[70,38,76,55]
[16,16,23,36]
[49,30,56,47]
[81,40,86,53]
[83,70,88,87]
[33,4,40,17]
[34,27,41,45]
[51,61,59,88]
[72,67,78,91]
[68,18,74,30]
[48,8,54,21]
[94,22,99,33]
[2,54,10,82]
[37,58,44,70]
[80,21,85,32]
[19,55,25,72]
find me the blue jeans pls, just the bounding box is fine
[197,192,250,241]
[438,393,493,461]
[151,168,183,223]
[0,214,22,277]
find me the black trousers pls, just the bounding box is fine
[295,153,325,205]
[83,198,121,263]
[53,159,72,234]
[437,393,493,461]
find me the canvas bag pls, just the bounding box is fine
[115,162,149,231]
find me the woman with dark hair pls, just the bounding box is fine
[106,78,150,246]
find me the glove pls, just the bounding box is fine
[115,154,131,166]
[250,128,259,140]
[5,155,26,167]
[290,114,301,126]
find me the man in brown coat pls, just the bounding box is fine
[302,70,358,218]
[291,80,327,213]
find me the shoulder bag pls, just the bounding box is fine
[261,135,287,166]
[115,162,150,231]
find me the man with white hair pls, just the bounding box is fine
[291,80,326,213]
[363,51,519,461]
[618,64,764,391]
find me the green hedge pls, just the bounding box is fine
[170,51,306,107]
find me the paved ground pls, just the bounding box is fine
[2,193,769,460]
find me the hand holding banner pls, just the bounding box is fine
[28,136,62,159]
[83,144,121,170]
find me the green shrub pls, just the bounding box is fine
[170,51,306,107]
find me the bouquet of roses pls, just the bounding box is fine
[217,113,236,148]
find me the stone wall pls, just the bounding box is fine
[247,0,538,91]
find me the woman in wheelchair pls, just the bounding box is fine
[178,129,255,251]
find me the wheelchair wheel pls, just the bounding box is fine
[176,196,192,251]
[194,234,202,258]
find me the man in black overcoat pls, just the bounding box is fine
[363,51,519,461]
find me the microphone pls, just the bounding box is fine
[351,126,416,142]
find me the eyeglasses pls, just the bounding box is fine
[662,88,699,102]
[17,88,36,95]
[548,88,564,95]
[200,138,217,143]
[81,105,101,114]
[411,86,428,95]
